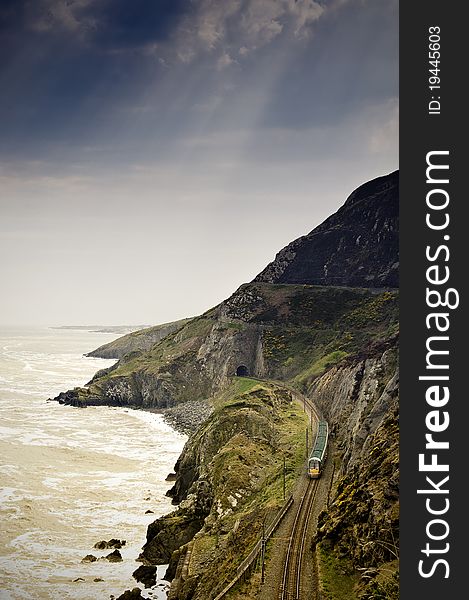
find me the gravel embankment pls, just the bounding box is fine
[162,399,213,435]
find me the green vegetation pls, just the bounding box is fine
[212,378,266,409]
[256,286,397,381]
[317,541,360,600]
[360,563,399,599]
[86,318,192,359]
[340,291,398,328]
[121,318,192,340]
[91,316,216,379]
[295,350,349,385]
[229,377,263,396]
[67,281,399,599]
[77,283,398,415]
[218,321,244,331]
[208,384,310,511]
[154,382,311,600]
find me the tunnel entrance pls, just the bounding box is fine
[236,365,249,377]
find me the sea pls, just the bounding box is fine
[0,326,187,600]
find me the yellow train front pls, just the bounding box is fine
[308,421,328,479]
[308,457,322,479]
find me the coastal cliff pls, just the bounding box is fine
[54,171,399,599]
[139,380,309,600]
[85,319,191,360]
[53,285,397,417]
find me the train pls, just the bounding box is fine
[308,420,328,479]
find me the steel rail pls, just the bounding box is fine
[280,480,318,600]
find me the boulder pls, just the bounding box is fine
[94,538,126,550]
[132,565,157,588]
[116,588,143,600]
[140,512,205,564]
[105,549,123,562]
[81,554,97,563]
[107,538,126,549]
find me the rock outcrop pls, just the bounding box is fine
[310,338,399,597]
[52,285,398,420]
[94,539,126,550]
[115,589,143,600]
[255,171,398,288]
[139,382,310,599]
[132,565,157,588]
[104,549,123,562]
[81,554,97,563]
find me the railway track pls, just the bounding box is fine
[280,479,319,600]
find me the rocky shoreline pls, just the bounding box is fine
[160,399,213,435]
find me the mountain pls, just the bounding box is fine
[255,170,398,288]
[53,171,399,600]
[54,171,398,415]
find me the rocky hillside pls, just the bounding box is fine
[56,171,398,414]
[126,339,399,600]
[85,318,191,359]
[311,338,399,598]
[255,171,398,288]
[54,171,399,599]
[53,285,398,416]
[138,379,310,600]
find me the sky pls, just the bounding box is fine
[0,0,398,327]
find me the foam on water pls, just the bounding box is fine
[0,327,186,599]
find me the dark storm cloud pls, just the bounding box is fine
[0,0,398,326]
[0,0,186,159]
[0,0,397,165]
[70,0,189,49]
[0,0,188,43]
[0,0,30,31]
[0,0,189,133]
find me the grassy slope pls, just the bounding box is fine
[86,318,193,358]
[172,380,311,600]
[86,284,398,393]
[78,284,399,598]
